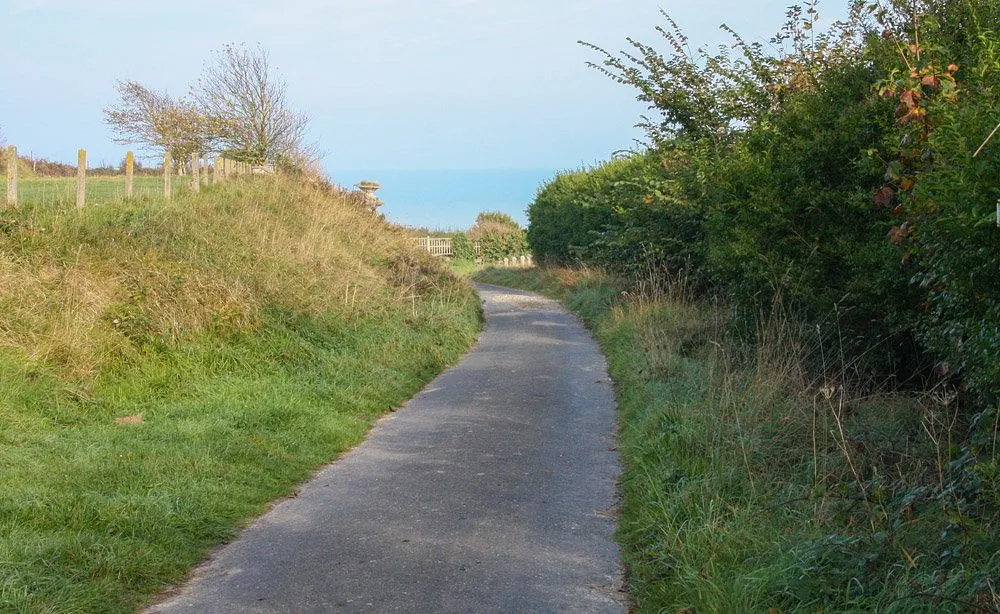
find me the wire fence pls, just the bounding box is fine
[2,146,256,209]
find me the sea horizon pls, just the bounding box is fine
[330,168,564,231]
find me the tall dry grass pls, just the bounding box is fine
[0,175,460,382]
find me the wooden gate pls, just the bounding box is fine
[413,237,453,257]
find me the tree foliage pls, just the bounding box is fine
[104,44,312,170]
[103,81,218,162]
[191,44,310,165]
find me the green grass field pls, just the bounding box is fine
[1,175,184,206]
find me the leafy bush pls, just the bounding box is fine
[528,153,709,283]
[468,211,528,262]
[450,231,476,261]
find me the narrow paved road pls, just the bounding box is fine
[147,284,624,613]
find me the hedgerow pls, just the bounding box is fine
[526,3,1000,609]
[529,0,1000,400]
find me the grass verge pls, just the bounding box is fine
[1,176,481,612]
[474,266,1000,613]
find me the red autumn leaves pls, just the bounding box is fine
[873,62,960,247]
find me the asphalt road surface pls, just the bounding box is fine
[147,283,624,613]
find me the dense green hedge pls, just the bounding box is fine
[528,0,1000,404]
[526,160,621,264]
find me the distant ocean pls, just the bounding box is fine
[330,169,560,231]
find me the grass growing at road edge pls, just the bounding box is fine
[0,176,482,612]
[475,266,1000,613]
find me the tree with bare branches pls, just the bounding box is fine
[104,81,218,163]
[191,44,310,166]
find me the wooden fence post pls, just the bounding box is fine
[6,145,17,208]
[190,152,200,192]
[201,155,208,187]
[163,149,172,201]
[76,149,86,210]
[125,151,134,199]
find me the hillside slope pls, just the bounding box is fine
[0,176,481,612]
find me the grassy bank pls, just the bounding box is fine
[474,266,1000,613]
[0,176,481,612]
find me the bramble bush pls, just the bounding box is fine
[871,0,1000,405]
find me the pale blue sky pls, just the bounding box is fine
[1,1,849,227]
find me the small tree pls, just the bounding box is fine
[104,80,218,163]
[192,44,309,166]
